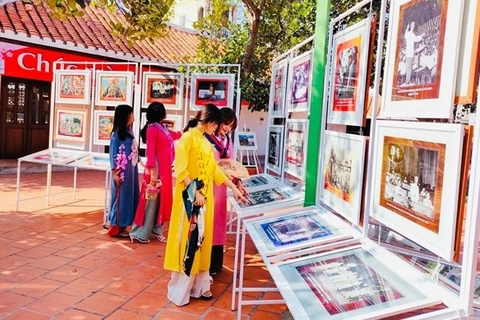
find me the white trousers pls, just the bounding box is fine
[167,271,210,306]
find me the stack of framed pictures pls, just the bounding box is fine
[19,148,87,166]
[228,183,303,217]
[68,152,111,171]
[244,206,361,258]
[268,241,441,320]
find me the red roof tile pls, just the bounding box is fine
[0,0,200,63]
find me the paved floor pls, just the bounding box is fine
[0,170,286,320]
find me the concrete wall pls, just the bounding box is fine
[237,107,268,156]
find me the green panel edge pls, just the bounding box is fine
[304,0,331,206]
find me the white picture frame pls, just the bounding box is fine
[139,111,147,150]
[95,71,134,106]
[455,0,480,104]
[93,110,114,146]
[371,120,464,261]
[190,73,235,110]
[244,206,358,258]
[236,131,258,151]
[284,119,308,180]
[142,72,184,110]
[381,0,465,119]
[286,50,313,113]
[268,60,288,118]
[54,108,88,143]
[327,17,372,126]
[266,125,284,174]
[268,242,439,320]
[54,70,91,105]
[318,131,367,225]
[164,114,184,131]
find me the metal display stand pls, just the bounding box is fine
[15,62,139,223]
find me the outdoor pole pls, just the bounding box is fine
[304,0,331,205]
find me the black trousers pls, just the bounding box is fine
[210,245,224,275]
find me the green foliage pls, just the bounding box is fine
[41,0,174,44]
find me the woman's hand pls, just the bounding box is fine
[194,190,206,207]
[113,170,121,186]
[232,186,247,203]
[236,181,249,195]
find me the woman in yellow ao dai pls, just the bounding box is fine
[164,104,246,306]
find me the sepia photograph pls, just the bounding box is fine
[373,120,464,261]
[382,0,464,118]
[380,136,444,233]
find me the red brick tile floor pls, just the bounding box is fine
[0,170,285,319]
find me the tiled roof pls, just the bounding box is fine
[0,0,201,63]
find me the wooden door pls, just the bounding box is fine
[0,77,51,159]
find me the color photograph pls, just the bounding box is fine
[237,131,258,151]
[284,120,308,179]
[269,60,288,117]
[328,17,372,126]
[286,50,313,112]
[54,109,87,143]
[260,213,333,247]
[382,0,464,118]
[372,120,464,261]
[143,72,183,109]
[95,71,133,106]
[93,110,114,146]
[55,70,91,105]
[190,74,235,110]
[267,125,284,174]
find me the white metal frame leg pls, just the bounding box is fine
[73,167,78,200]
[236,223,248,320]
[103,171,110,226]
[15,160,22,211]
[231,212,242,311]
[46,164,52,206]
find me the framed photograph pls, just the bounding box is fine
[22,148,85,165]
[269,244,437,320]
[139,111,148,149]
[284,119,308,180]
[228,184,302,215]
[93,110,114,146]
[269,60,288,117]
[95,71,134,106]
[319,131,367,225]
[55,70,91,105]
[266,125,284,174]
[190,73,235,110]
[236,131,258,151]
[70,152,110,171]
[372,120,464,261]
[245,206,356,257]
[286,50,313,112]
[455,0,480,104]
[54,109,88,143]
[241,174,278,189]
[382,0,464,119]
[163,114,184,131]
[142,72,183,110]
[328,17,373,126]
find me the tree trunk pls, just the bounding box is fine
[242,15,260,74]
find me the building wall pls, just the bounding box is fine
[238,106,267,156]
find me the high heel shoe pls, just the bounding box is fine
[130,235,150,244]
